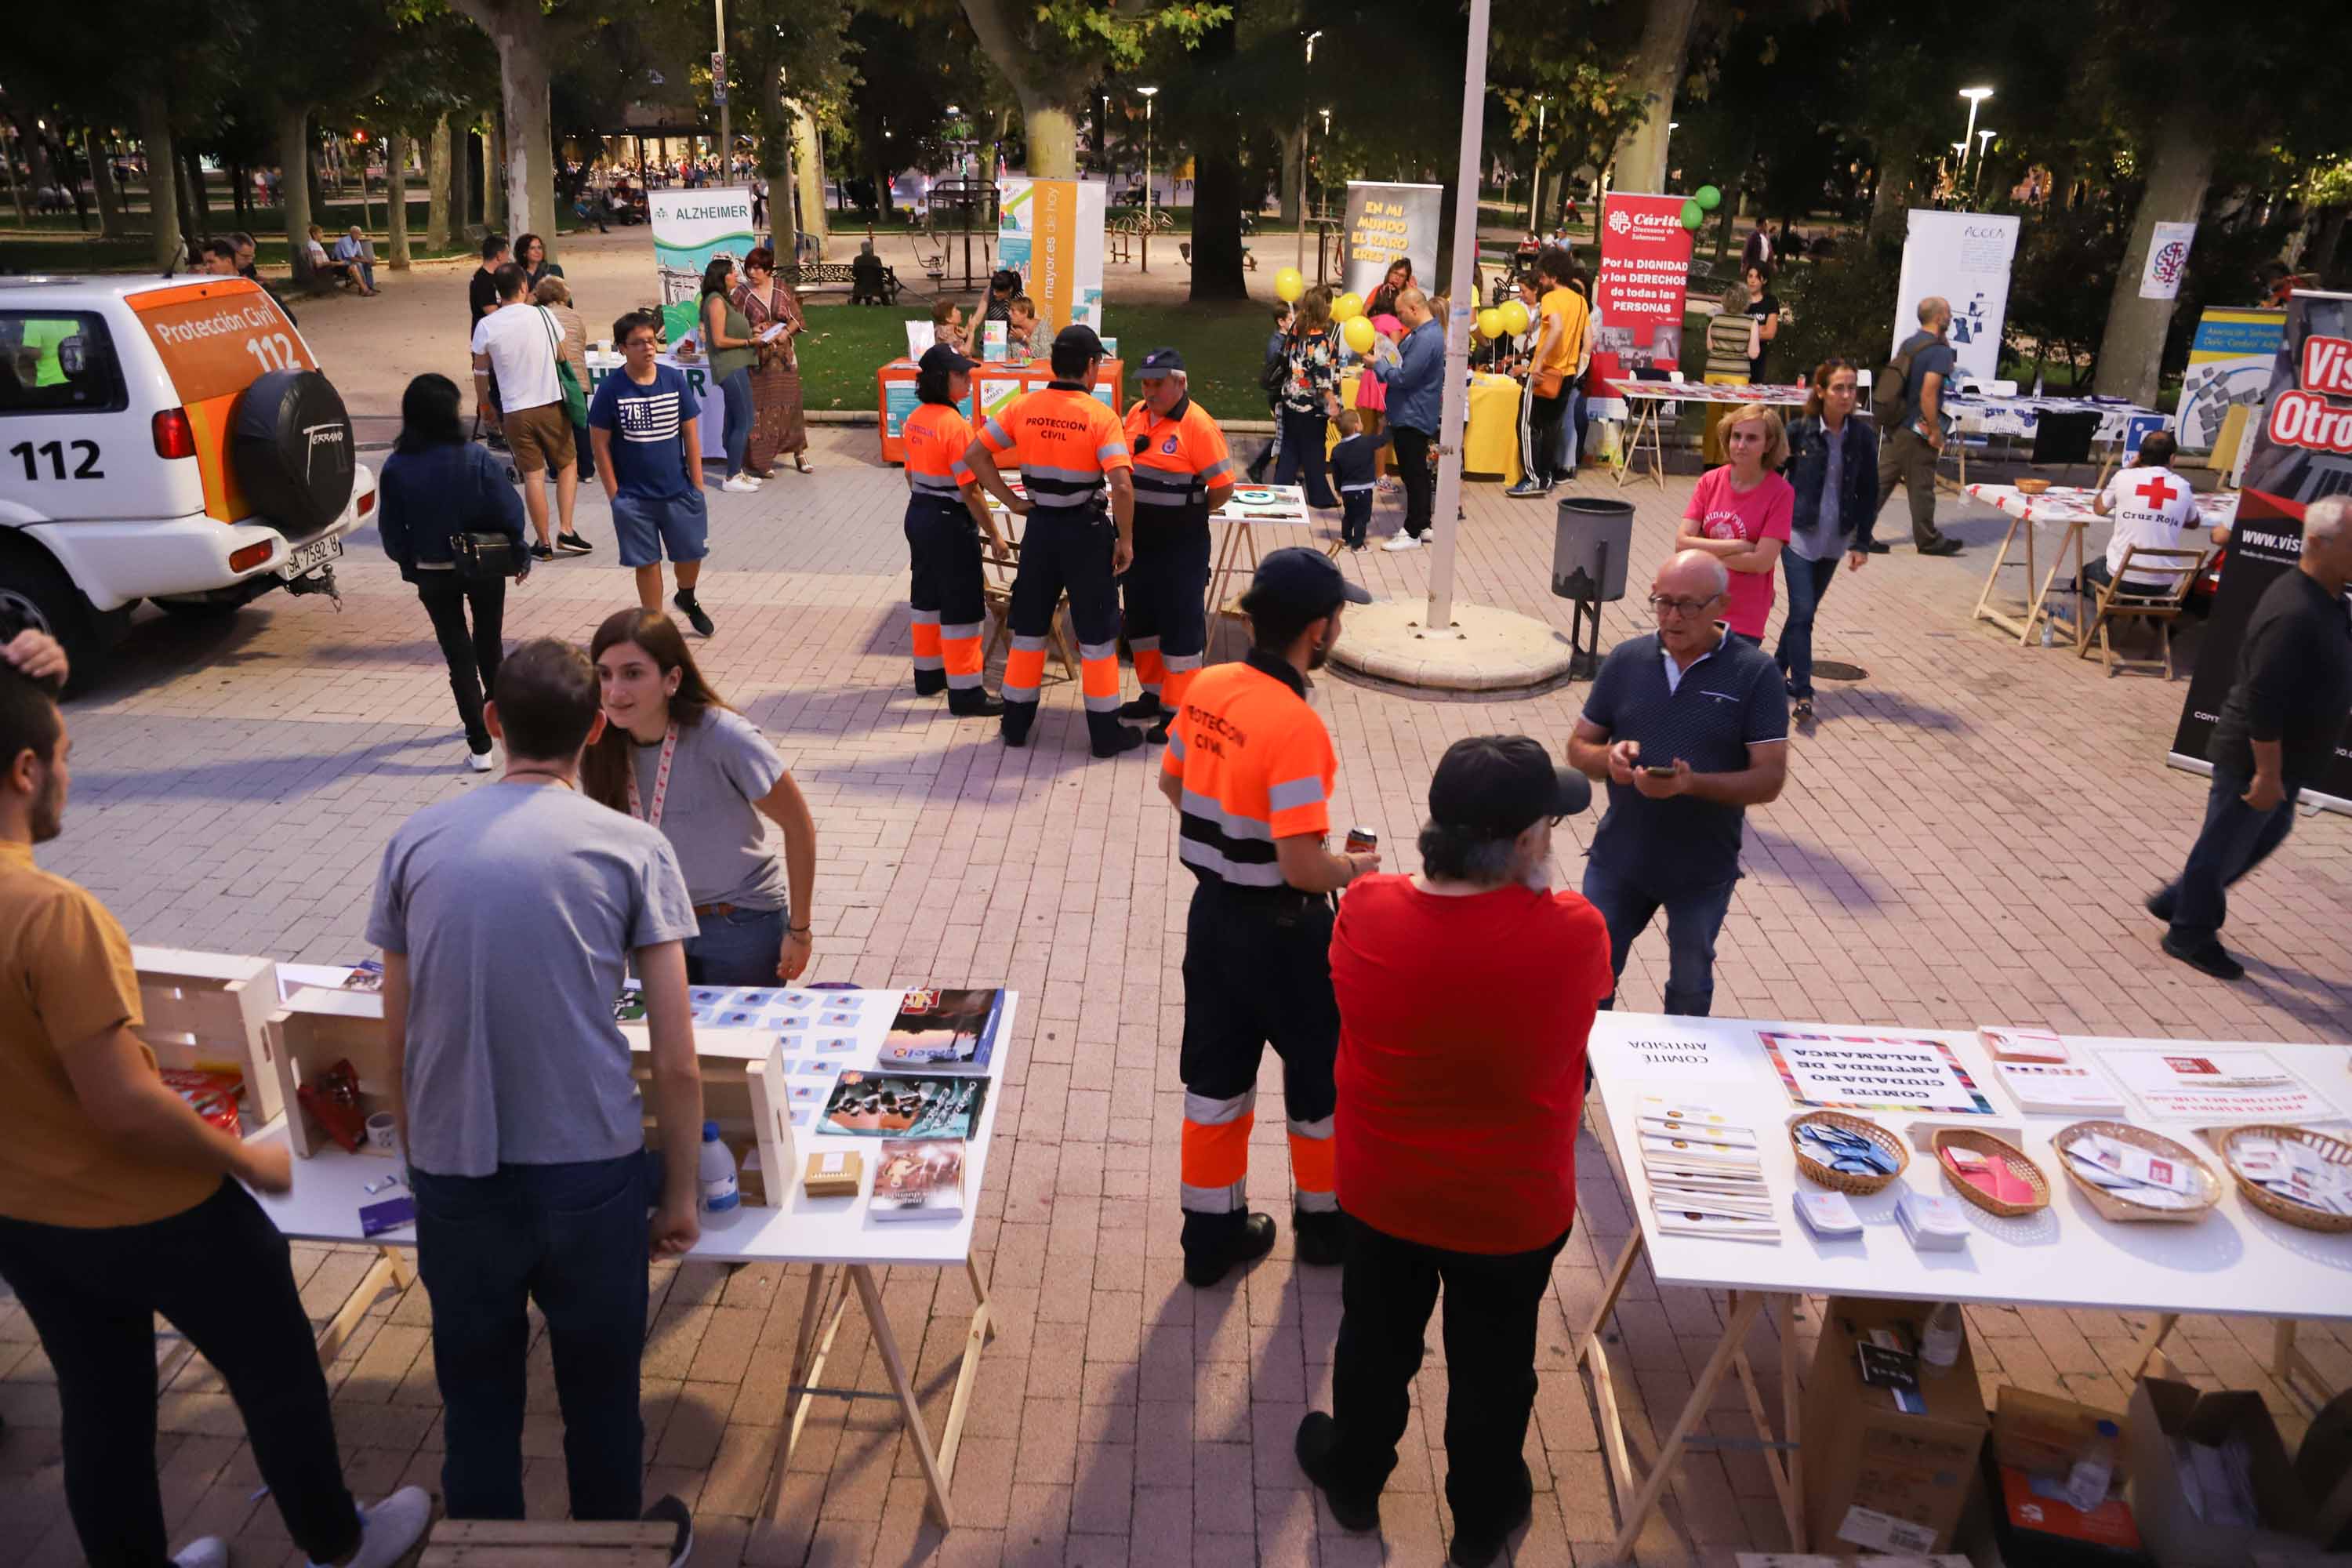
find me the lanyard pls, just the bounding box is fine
[625,723,680,829]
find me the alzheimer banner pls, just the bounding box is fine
[1341,182,1441,300]
[2177,307,2284,452]
[1588,193,1693,387]
[998,178,1105,339]
[1890,209,2018,383]
[2171,289,2352,812]
[650,187,756,341]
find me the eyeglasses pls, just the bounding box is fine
[1648,593,1724,617]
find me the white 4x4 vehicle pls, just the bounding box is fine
[0,274,372,681]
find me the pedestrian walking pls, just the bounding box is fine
[533,276,595,484]
[1776,361,1878,717]
[470,262,590,559]
[1873,296,1963,555]
[588,310,714,633]
[1677,403,1793,644]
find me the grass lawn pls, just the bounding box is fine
[796,294,1280,419]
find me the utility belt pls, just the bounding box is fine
[1027,499,1112,532]
[1192,876,1321,926]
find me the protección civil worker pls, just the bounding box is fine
[1119,347,1233,745]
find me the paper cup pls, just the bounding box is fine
[365,1112,397,1152]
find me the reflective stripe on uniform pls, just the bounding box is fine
[1181,787,1272,841]
[1163,651,1203,672]
[1268,775,1326,813]
[940,619,984,685]
[1078,637,1122,712]
[1202,456,1236,481]
[1131,487,1196,507]
[910,473,963,495]
[910,607,944,670]
[1095,441,1127,463]
[1177,839,1286,886]
[1181,1087,1256,1213]
[1128,635,1162,655]
[981,417,1011,445]
[1004,632,1048,702]
[1292,1185,1340,1213]
[1019,462,1102,485]
[1180,1178,1249,1214]
[1286,1114,1334,1140]
[1185,1089,1257,1125]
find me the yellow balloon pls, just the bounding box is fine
[1499,299,1530,336]
[1275,267,1305,303]
[1342,315,1376,355]
[1476,307,1504,340]
[1332,292,1364,322]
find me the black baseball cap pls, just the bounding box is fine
[1244,546,1372,620]
[1138,347,1185,378]
[918,343,974,376]
[1052,323,1107,360]
[1428,735,1591,837]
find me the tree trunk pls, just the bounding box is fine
[481,115,506,230]
[137,96,180,271]
[454,125,477,231]
[2094,115,2216,405]
[87,128,124,238]
[1867,117,1926,252]
[279,106,316,282]
[2313,205,2349,288]
[426,114,452,249]
[793,102,828,260]
[180,148,207,249]
[1279,124,1304,225]
[304,117,326,221]
[761,70,796,261]
[1090,92,1107,176]
[1609,0,1700,194]
[386,131,411,268]
[959,0,1077,179]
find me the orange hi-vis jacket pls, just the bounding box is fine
[1123,394,1232,526]
[902,401,978,502]
[975,383,1130,512]
[1161,652,1337,890]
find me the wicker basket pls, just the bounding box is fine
[2054,1121,2222,1223]
[2216,1123,2352,1235]
[1788,1111,1908,1196]
[1932,1127,2051,1218]
[2015,477,2052,495]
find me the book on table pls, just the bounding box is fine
[877,988,1004,1074]
[869,1139,966,1221]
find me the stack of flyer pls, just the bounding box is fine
[1979,1027,2128,1116]
[1639,1098,1779,1243]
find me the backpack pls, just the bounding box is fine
[1873,334,1923,427]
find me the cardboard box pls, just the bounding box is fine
[1997,1385,2134,1486]
[1803,1298,1992,1556]
[2125,1379,2318,1568]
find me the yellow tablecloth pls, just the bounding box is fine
[1330,371,1523,485]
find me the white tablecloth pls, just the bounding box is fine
[1965,481,2240,532]
[1946,393,2161,445]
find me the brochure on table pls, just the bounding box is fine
[1586,1013,2352,1321]
[245,985,1018,1269]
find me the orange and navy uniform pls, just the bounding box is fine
[901,401,989,699]
[1160,651,1342,1248]
[975,383,1134,749]
[1121,395,1232,714]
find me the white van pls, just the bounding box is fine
[0,274,374,682]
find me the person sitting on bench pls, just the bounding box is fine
[305,224,377,296]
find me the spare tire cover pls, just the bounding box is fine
[230,368,355,536]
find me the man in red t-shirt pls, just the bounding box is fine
[1298,736,1607,1568]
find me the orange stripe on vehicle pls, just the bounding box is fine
[180,394,247,522]
[1181,1115,1254,1188]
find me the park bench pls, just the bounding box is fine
[1177,240,1256,271]
[786,260,899,304]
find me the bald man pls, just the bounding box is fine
[1566,550,1789,1015]
[1875,296,1962,556]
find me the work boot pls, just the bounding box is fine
[948,689,1006,717]
[913,668,949,697]
[1117,694,1171,720]
[1183,1212,1276,1287]
[1292,1207,1346,1266]
[1446,1461,1535,1567]
[1294,1412,1381,1533]
[1088,713,1145,757]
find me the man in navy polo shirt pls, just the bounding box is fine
[1566,550,1789,1016]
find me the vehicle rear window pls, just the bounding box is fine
[0,312,128,416]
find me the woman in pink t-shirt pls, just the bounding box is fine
[1678,403,1794,640]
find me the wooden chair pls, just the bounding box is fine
[2078,544,2209,677]
[980,531,1079,683]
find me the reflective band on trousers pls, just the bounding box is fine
[1181,1088,1254,1214]
[1002,632,1048,704]
[940,620,984,688]
[1288,1114,1337,1207]
[1079,638,1123,713]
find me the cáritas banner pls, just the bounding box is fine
[1588,193,1693,390]
[2170,288,2352,813]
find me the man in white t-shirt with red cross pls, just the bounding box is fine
[2086,431,2221,599]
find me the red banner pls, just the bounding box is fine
[1588,192,1693,389]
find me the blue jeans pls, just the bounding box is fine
[684,903,788,985]
[1774,552,1842,699]
[720,365,754,477]
[412,1153,649,1522]
[1580,860,1739,1017]
[2158,768,2301,946]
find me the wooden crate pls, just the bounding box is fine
[422,1519,675,1566]
[267,986,400,1158]
[132,946,286,1129]
[626,1023,796,1207]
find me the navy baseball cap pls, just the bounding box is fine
[1244,546,1372,621]
[1428,735,1590,836]
[1138,347,1185,378]
[918,343,974,376]
[1052,324,1107,360]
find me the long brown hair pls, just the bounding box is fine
[579,608,737,814]
[1804,358,1860,421]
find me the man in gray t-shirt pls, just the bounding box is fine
[368,639,706,1530]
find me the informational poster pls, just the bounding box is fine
[2176,307,2283,452]
[2172,289,2352,811]
[648,186,757,342]
[1760,1031,1997,1116]
[1889,209,2020,383]
[2139,220,2197,301]
[2098,1047,2342,1123]
[1341,181,1442,300]
[997,177,1105,340]
[1588,192,1693,388]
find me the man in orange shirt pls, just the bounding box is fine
[1157,549,1375,1285]
[1505,245,1589,498]
[966,325,1143,757]
[0,637,429,1568]
[1120,348,1235,742]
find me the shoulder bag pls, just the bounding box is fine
[540,306,590,425]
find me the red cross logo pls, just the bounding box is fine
[2135,474,2180,510]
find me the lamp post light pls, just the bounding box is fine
[1958,85,1994,173]
[1138,85,1158,272]
[1529,94,1547,229]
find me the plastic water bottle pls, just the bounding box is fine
[1920,1301,1965,1369]
[2063,1419,2121,1512]
[698,1121,740,1212]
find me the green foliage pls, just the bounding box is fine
[1773,248,1898,387]
[2001,202,2128,387]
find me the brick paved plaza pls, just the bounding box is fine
[2,422,2347,1567]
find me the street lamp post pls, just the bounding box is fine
[1529,96,1546,230]
[1958,85,1993,176]
[713,0,730,176]
[1297,29,1321,270]
[1139,85,1158,273]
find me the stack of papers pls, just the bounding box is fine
[1895,1192,1972,1251]
[2060,1129,2204,1210]
[1639,1098,1779,1243]
[1993,1058,2129,1116]
[2227,1133,2352,1218]
[1980,1026,2069,1063]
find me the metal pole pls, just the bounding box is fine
[1295,31,1319,271]
[1960,96,1980,178]
[1142,94,1152,273]
[1425,0,1491,633]
[1530,99,1544,230]
[714,0,731,176]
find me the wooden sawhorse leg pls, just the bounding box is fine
[315,1247,412,1368]
[2128,1312,2180,1379]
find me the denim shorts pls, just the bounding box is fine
[612,489,710,568]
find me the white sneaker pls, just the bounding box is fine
[314,1486,433,1568]
[466,745,494,773]
[1381,532,1423,551]
[172,1539,229,1568]
[721,474,760,494]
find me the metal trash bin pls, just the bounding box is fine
[1552,496,1634,678]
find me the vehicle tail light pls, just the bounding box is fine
[229,543,274,572]
[356,488,376,517]
[153,408,197,459]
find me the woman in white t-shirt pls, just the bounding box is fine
[583,608,818,984]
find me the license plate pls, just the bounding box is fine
[280,534,343,579]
